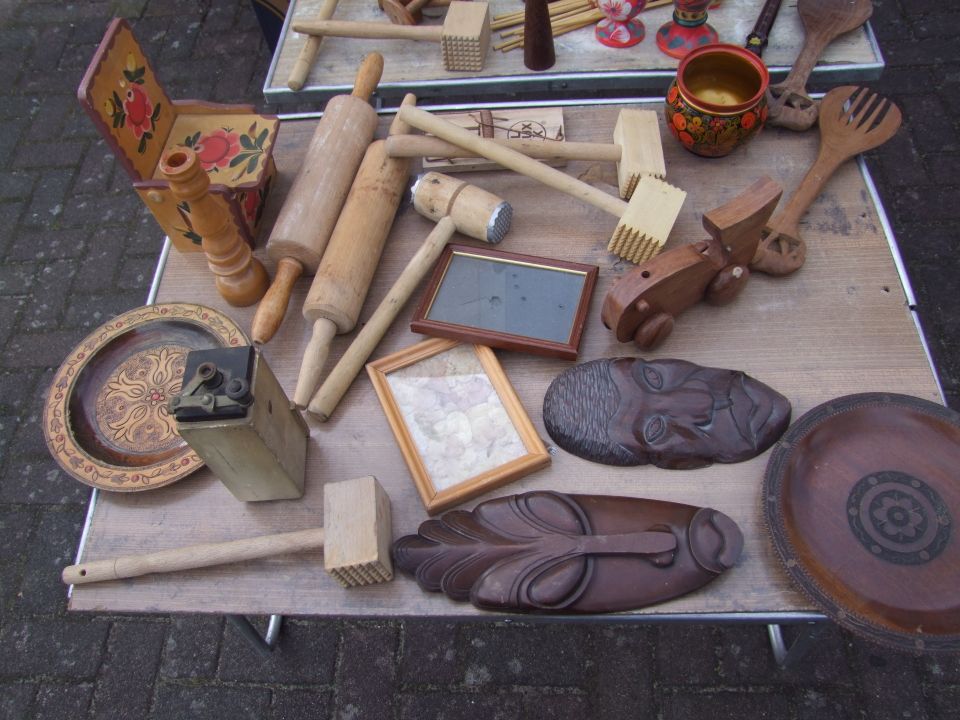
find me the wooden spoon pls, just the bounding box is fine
[767,0,873,131]
[751,86,902,276]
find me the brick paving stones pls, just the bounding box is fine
[0,0,957,717]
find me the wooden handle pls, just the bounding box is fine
[292,19,443,42]
[294,318,339,408]
[251,257,304,344]
[288,0,341,90]
[385,134,621,162]
[398,106,627,217]
[351,52,384,100]
[766,145,845,241]
[307,215,457,421]
[62,528,326,585]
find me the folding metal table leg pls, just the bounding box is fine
[227,614,284,656]
[767,622,826,669]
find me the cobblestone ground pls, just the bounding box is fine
[1,1,957,718]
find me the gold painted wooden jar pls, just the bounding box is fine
[664,44,770,158]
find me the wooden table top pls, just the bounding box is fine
[265,0,884,104]
[69,103,939,618]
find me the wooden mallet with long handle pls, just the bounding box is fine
[293,94,418,409]
[62,476,392,589]
[293,1,491,72]
[397,105,686,264]
[252,53,383,345]
[385,108,666,199]
[288,0,339,90]
[307,172,512,421]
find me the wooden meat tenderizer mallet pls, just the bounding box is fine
[252,53,384,345]
[399,105,686,264]
[61,476,393,589]
[293,94,418,409]
[159,148,269,307]
[308,172,512,421]
[292,1,491,72]
[386,108,665,200]
[288,0,340,90]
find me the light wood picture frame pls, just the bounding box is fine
[367,338,550,515]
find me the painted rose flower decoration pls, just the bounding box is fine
[123,84,154,139]
[193,129,242,170]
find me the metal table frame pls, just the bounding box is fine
[68,97,941,670]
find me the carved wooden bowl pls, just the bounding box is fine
[43,303,247,492]
[763,393,960,653]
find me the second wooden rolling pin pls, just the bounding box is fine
[251,53,383,345]
[293,94,418,408]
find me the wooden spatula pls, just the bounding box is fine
[767,0,873,131]
[752,86,902,275]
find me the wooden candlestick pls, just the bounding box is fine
[524,0,556,70]
[159,148,269,307]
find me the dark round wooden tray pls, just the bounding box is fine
[43,303,247,492]
[763,393,960,654]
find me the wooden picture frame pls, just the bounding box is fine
[410,244,598,360]
[367,338,550,515]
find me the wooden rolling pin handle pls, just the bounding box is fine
[251,257,305,345]
[385,134,622,162]
[288,0,340,90]
[308,215,457,421]
[294,318,339,408]
[398,105,627,217]
[352,52,385,101]
[292,19,443,42]
[62,528,326,585]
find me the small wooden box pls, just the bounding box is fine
[175,348,310,502]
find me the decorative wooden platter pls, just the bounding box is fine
[43,303,248,492]
[763,393,960,653]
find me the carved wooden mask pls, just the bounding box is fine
[543,357,791,469]
[393,491,744,613]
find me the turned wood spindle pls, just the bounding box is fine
[159,148,270,307]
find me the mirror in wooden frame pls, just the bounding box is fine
[410,244,598,360]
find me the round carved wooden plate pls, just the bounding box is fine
[763,393,960,654]
[42,303,248,492]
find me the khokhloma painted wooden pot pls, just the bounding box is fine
[664,44,770,158]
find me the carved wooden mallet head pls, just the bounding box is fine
[61,476,393,588]
[293,1,491,72]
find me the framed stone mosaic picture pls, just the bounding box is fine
[366,338,550,514]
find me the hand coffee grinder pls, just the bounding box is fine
[170,346,309,501]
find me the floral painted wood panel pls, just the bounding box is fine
[158,115,278,188]
[78,18,175,180]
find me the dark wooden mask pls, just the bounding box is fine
[393,491,743,613]
[543,357,791,469]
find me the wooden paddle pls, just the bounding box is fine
[753,86,902,276]
[766,0,873,131]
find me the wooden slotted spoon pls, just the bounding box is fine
[751,86,902,276]
[767,0,873,131]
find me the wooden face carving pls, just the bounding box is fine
[543,357,791,469]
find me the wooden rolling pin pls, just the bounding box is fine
[308,172,512,421]
[293,94,418,408]
[251,53,383,345]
